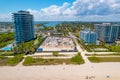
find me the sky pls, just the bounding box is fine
[0,0,120,21]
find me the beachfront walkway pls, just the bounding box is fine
[69,32,90,64]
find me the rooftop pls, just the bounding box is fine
[95,23,120,26]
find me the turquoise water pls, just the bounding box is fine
[35,21,62,27]
[1,44,13,51]
[44,22,61,27]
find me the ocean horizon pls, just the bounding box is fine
[34,21,63,27]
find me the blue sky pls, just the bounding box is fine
[0,0,120,21]
[0,0,74,14]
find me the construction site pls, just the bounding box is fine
[37,36,76,52]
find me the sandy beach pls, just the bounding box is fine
[0,63,120,80]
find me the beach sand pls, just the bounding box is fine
[0,63,120,80]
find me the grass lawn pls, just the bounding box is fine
[0,54,23,66]
[0,56,8,66]
[23,52,84,66]
[6,54,23,66]
[0,52,2,54]
[106,45,120,52]
[0,52,15,56]
[71,52,84,64]
[23,57,73,66]
[88,56,120,63]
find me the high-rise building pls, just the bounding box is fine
[94,23,119,43]
[13,10,35,43]
[118,26,120,39]
[80,29,98,44]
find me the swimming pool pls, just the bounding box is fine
[1,44,13,51]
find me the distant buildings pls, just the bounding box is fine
[80,29,98,44]
[13,11,35,43]
[94,23,120,43]
[0,22,14,33]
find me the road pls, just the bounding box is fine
[69,32,90,64]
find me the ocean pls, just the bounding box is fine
[34,21,62,27]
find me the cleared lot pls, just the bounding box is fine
[38,36,76,52]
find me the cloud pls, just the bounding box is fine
[27,0,120,21]
[1,0,120,21]
[70,0,120,16]
[40,2,70,16]
[27,2,74,21]
[0,13,11,21]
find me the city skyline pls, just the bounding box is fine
[0,0,120,21]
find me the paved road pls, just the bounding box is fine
[69,32,90,64]
[86,52,117,54]
[16,58,25,67]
